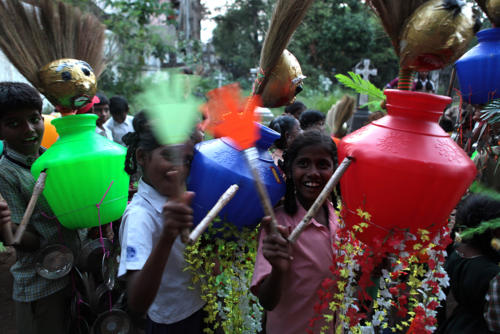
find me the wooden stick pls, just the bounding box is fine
[165,144,192,244]
[13,171,47,244]
[288,157,353,243]
[188,184,239,245]
[446,67,456,97]
[243,147,279,234]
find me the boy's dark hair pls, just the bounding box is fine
[439,116,454,132]
[456,194,500,262]
[269,115,299,150]
[123,111,160,175]
[299,109,325,130]
[282,130,338,215]
[285,100,306,117]
[109,95,128,116]
[0,82,42,117]
[95,92,109,106]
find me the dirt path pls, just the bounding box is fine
[0,246,16,334]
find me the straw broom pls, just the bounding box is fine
[0,0,106,90]
[327,95,356,138]
[254,0,314,96]
[365,0,429,90]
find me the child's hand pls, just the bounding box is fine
[161,191,194,241]
[261,216,292,274]
[0,200,12,229]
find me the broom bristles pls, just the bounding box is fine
[366,0,429,56]
[326,95,356,137]
[258,0,314,80]
[0,0,106,90]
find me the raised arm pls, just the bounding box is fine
[126,192,194,315]
[256,217,292,311]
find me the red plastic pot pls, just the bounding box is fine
[337,90,476,247]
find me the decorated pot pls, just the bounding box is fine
[455,28,500,105]
[31,114,129,229]
[187,124,286,229]
[337,90,476,247]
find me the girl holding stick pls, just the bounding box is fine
[251,130,340,334]
[117,111,206,333]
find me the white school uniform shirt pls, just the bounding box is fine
[118,179,205,324]
[104,115,134,146]
[95,125,113,140]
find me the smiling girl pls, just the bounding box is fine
[118,111,205,333]
[251,130,340,334]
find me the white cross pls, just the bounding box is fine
[249,68,259,83]
[354,59,377,106]
[215,72,226,88]
[320,75,332,93]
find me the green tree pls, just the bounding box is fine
[63,0,202,101]
[211,0,273,89]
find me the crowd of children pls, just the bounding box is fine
[0,79,499,334]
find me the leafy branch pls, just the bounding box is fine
[481,98,500,125]
[335,71,385,101]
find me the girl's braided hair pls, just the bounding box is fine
[123,111,160,175]
[282,129,339,215]
[269,115,299,150]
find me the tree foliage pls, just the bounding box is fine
[62,0,201,100]
[211,0,273,88]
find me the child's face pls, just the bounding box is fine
[0,108,44,156]
[112,112,127,124]
[285,123,301,148]
[93,104,110,126]
[139,144,192,198]
[291,145,334,209]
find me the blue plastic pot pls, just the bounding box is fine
[455,28,500,105]
[187,124,286,229]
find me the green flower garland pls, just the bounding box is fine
[458,217,500,240]
[184,219,263,333]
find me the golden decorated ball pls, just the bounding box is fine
[400,0,476,71]
[258,50,306,108]
[38,59,97,110]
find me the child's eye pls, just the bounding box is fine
[29,116,41,124]
[318,160,332,169]
[161,150,173,161]
[296,159,309,168]
[5,120,19,128]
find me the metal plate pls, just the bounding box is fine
[92,309,131,334]
[35,243,74,279]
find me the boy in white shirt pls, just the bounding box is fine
[93,92,113,140]
[104,95,134,145]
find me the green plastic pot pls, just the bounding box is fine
[32,114,129,229]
